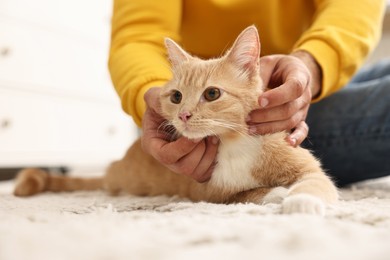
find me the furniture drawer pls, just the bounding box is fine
[0,20,114,101]
[0,0,111,41]
[0,89,137,167]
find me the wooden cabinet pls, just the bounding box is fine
[0,0,137,171]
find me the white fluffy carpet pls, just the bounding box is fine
[1,177,390,260]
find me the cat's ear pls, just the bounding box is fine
[165,38,191,67]
[226,25,261,75]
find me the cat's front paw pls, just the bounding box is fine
[282,194,325,216]
[262,187,288,204]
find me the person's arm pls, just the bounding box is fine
[108,0,181,126]
[108,0,219,182]
[293,0,386,101]
[248,0,386,146]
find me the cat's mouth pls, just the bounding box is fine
[174,122,212,140]
[180,128,210,140]
[175,119,244,140]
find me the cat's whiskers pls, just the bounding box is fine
[210,119,249,136]
[191,118,256,144]
[209,119,261,147]
[158,121,180,142]
[165,115,256,144]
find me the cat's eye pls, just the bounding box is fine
[170,90,182,104]
[203,87,221,102]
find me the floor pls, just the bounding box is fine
[1,176,390,260]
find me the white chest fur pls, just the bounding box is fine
[209,135,263,192]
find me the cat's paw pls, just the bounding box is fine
[262,187,288,204]
[14,168,48,197]
[282,194,325,216]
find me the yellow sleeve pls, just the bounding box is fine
[108,0,182,126]
[293,0,386,102]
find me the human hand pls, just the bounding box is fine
[141,87,219,182]
[247,51,322,147]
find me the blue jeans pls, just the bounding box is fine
[302,59,390,187]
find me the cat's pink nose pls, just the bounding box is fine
[178,111,192,122]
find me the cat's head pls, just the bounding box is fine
[160,26,263,140]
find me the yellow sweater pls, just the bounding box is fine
[109,0,385,126]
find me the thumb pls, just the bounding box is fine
[259,55,280,89]
[144,87,162,113]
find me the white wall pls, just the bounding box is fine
[366,5,390,63]
[0,0,138,173]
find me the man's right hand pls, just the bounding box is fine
[141,87,219,183]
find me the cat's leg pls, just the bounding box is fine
[228,187,271,204]
[262,186,289,204]
[282,172,338,215]
[228,186,289,205]
[227,186,289,204]
[104,161,124,195]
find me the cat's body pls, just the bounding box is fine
[14,26,338,215]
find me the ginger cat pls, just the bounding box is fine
[14,26,338,215]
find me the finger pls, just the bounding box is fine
[248,110,306,135]
[142,89,166,136]
[141,109,173,153]
[259,74,309,109]
[190,136,219,182]
[248,99,304,124]
[149,136,201,165]
[171,140,207,177]
[143,87,166,120]
[259,55,281,88]
[286,121,309,147]
[144,87,161,109]
[142,111,167,138]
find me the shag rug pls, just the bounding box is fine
[1,176,390,260]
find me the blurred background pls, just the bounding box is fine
[0,1,389,180]
[367,0,390,64]
[0,0,138,179]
